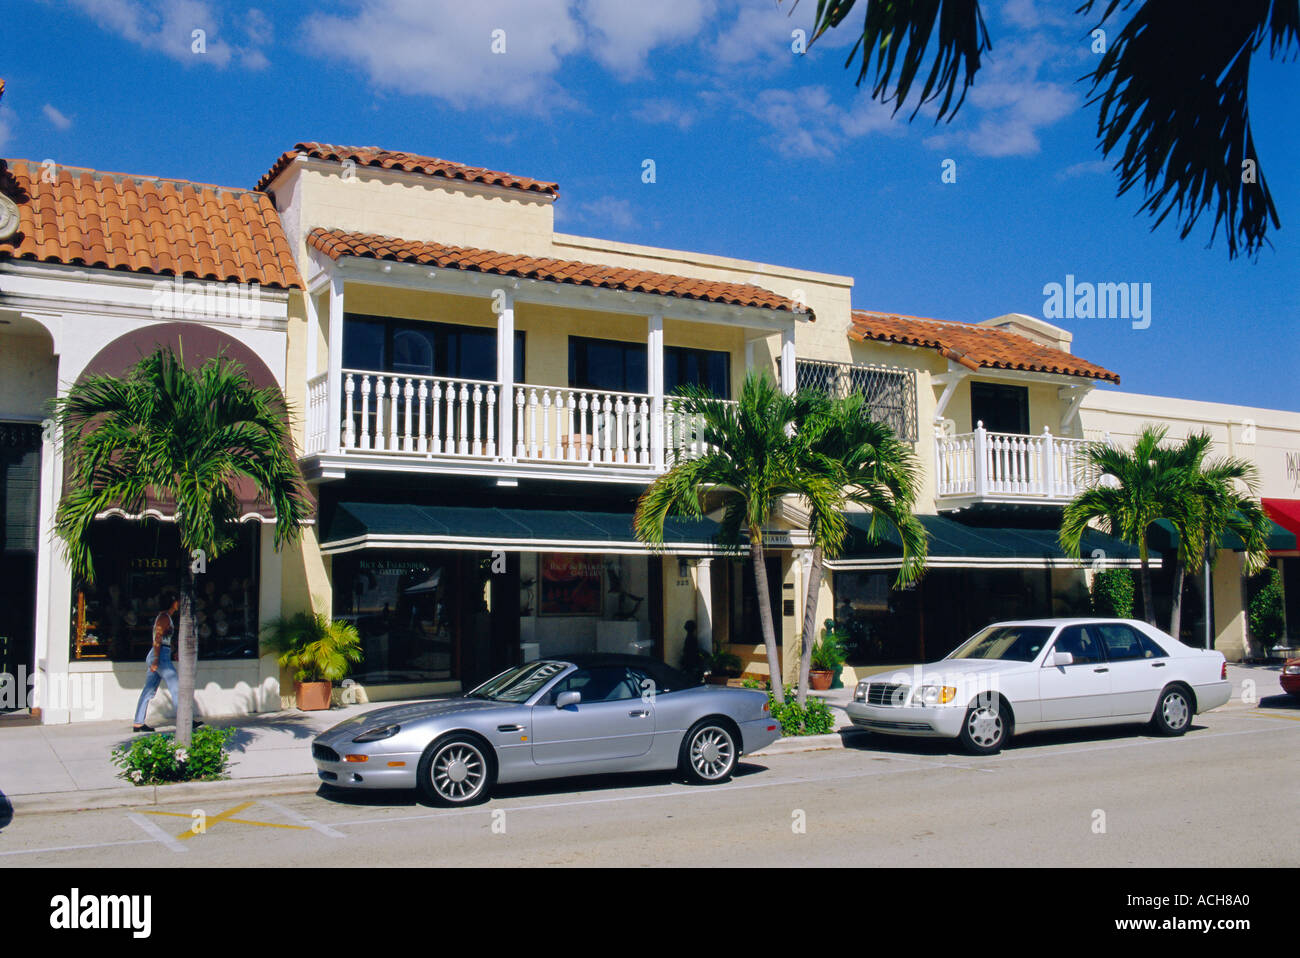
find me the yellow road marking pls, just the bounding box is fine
[139,801,309,839]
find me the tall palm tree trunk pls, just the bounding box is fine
[797,547,824,706]
[1168,558,1186,639]
[750,533,784,705]
[1139,553,1156,625]
[175,558,197,746]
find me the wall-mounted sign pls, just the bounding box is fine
[539,553,603,616]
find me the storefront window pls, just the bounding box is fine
[331,552,459,683]
[70,518,260,662]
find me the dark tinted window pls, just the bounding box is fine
[568,337,648,393]
[343,314,524,382]
[1051,626,1106,666]
[970,381,1029,434]
[665,346,730,399]
[1094,623,1157,661]
[550,667,640,703]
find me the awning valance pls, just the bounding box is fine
[1148,516,1296,556]
[825,513,1155,570]
[320,502,723,556]
[1262,499,1300,554]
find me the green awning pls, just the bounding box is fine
[825,513,1155,570]
[320,501,722,556]
[1148,517,1296,555]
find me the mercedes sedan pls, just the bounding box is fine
[846,618,1231,755]
[312,653,781,805]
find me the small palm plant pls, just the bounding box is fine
[261,613,363,709]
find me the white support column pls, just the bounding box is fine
[327,270,345,455]
[694,557,714,655]
[498,290,515,462]
[304,288,319,380]
[780,327,796,394]
[648,313,664,468]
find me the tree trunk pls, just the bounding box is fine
[750,534,784,705]
[174,556,197,747]
[1168,558,1185,640]
[796,548,824,707]
[1139,553,1156,626]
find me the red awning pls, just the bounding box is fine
[1262,499,1300,553]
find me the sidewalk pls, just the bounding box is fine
[0,664,1284,815]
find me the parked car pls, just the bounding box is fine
[1281,658,1300,697]
[846,618,1231,755]
[311,653,781,805]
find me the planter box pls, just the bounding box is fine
[296,680,332,711]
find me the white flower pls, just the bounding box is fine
[130,769,143,783]
[175,748,189,763]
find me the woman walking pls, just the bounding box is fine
[132,591,200,733]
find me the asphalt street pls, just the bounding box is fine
[3,700,1297,867]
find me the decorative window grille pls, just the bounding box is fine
[791,359,918,442]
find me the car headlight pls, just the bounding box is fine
[1284,664,1300,675]
[854,681,869,703]
[352,723,401,743]
[910,686,958,706]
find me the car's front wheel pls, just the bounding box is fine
[680,720,737,784]
[1150,685,1193,736]
[417,735,494,806]
[958,695,1009,755]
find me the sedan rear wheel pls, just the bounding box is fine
[958,696,1008,755]
[1150,685,1192,736]
[417,736,493,806]
[680,721,737,784]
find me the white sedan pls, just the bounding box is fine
[846,618,1231,755]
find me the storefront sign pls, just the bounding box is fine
[539,554,603,616]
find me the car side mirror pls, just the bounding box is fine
[1052,651,1074,667]
[556,690,581,709]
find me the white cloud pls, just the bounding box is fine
[1057,159,1110,180]
[711,0,843,70]
[571,195,639,231]
[302,0,584,109]
[42,104,73,130]
[580,0,715,78]
[0,106,15,153]
[67,0,236,66]
[632,98,698,131]
[742,85,902,159]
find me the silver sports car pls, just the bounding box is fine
[311,653,782,805]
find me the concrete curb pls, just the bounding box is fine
[749,727,868,756]
[9,773,322,816]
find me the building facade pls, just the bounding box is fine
[2,134,1296,724]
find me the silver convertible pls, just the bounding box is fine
[311,653,781,805]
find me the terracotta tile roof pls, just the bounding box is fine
[849,310,1119,384]
[308,228,811,317]
[0,158,303,289]
[258,143,560,197]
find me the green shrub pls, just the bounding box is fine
[112,725,236,785]
[1091,568,1135,617]
[752,684,837,736]
[1249,567,1286,650]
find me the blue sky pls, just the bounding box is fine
[2,0,1296,410]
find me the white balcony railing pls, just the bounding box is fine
[307,370,736,471]
[935,423,1092,501]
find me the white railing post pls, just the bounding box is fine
[497,290,515,463]
[1042,426,1056,498]
[648,314,665,468]
[343,373,356,449]
[326,274,345,454]
[973,420,988,499]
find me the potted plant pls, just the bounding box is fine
[261,613,363,710]
[705,648,743,685]
[809,625,848,691]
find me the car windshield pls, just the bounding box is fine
[465,661,570,703]
[947,625,1054,662]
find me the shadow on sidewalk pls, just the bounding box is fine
[0,789,12,831]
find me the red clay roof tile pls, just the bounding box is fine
[0,158,302,289]
[849,310,1118,384]
[307,228,810,318]
[258,143,560,197]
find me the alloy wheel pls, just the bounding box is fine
[431,742,486,802]
[690,726,734,780]
[1162,691,1190,731]
[966,705,1003,749]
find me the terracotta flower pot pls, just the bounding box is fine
[296,680,333,711]
[809,670,834,691]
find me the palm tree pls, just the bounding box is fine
[54,346,311,745]
[800,0,1299,258]
[1059,425,1193,624]
[635,373,841,704]
[262,612,364,684]
[792,391,927,705]
[1164,432,1271,645]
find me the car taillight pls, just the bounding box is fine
[1221,661,1227,680]
[762,701,770,714]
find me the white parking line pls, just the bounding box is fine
[258,800,345,838]
[0,838,154,859]
[125,812,188,854]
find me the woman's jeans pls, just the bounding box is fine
[134,646,182,726]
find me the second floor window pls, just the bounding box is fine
[568,337,731,399]
[343,314,525,382]
[970,382,1029,434]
